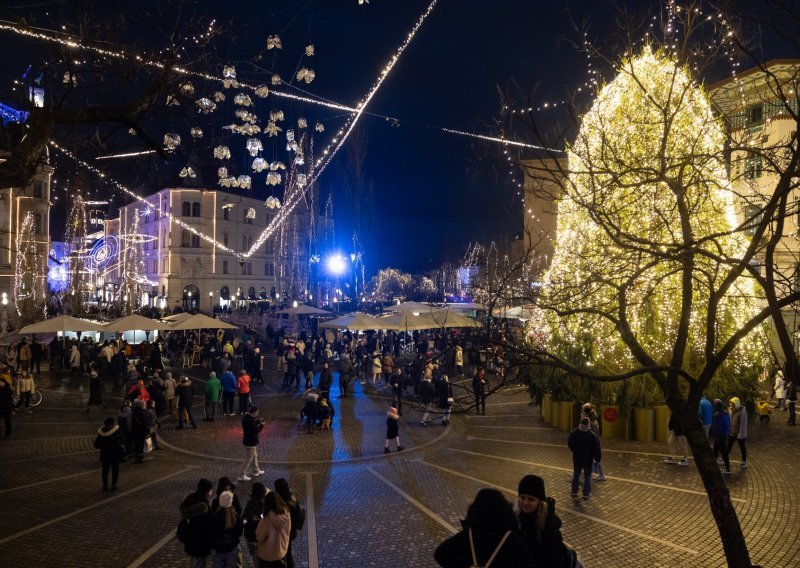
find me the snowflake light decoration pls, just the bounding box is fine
[315,122,325,132]
[217,167,228,178]
[286,129,295,142]
[271,74,282,86]
[265,196,282,209]
[266,35,282,50]
[305,44,315,56]
[179,166,197,179]
[235,109,258,124]
[164,133,181,151]
[246,138,263,157]
[296,68,315,84]
[265,121,282,137]
[234,93,253,107]
[63,71,78,86]
[223,66,237,79]
[298,118,307,129]
[179,82,195,96]
[297,174,308,188]
[190,127,204,139]
[266,172,282,186]
[166,94,180,107]
[246,207,257,220]
[213,145,231,159]
[196,98,216,114]
[270,110,285,122]
[237,175,252,189]
[213,91,226,102]
[252,158,268,172]
[255,85,270,98]
[269,161,286,171]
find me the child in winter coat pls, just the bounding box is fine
[318,399,331,431]
[384,406,403,453]
[756,400,771,423]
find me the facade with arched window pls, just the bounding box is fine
[105,186,326,312]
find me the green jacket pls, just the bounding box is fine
[204,377,222,403]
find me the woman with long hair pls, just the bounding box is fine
[243,483,269,567]
[256,491,291,567]
[211,490,243,568]
[514,475,578,567]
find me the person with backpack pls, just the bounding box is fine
[434,488,536,567]
[568,417,601,500]
[211,490,243,568]
[274,478,304,568]
[243,483,269,568]
[178,479,216,568]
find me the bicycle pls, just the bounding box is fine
[13,389,43,408]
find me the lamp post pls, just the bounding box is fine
[187,290,192,311]
[209,290,214,312]
[326,253,347,311]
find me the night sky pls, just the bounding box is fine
[0,0,768,275]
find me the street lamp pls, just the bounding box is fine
[209,291,214,312]
[326,253,347,310]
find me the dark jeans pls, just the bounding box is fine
[789,401,796,425]
[475,392,485,415]
[178,405,196,427]
[392,392,403,414]
[102,459,119,488]
[713,436,730,471]
[0,413,10,437]
[205,400,218,419]
[572,462,592,496]
[238,393,250,414]
[726,436,747,462]
[222,391,236,414]
[15,391,31,409]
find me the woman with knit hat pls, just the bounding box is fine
[211,490,243,568]
[515,475,576,567]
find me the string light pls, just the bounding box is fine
[95,149,157,160]
[246,0,440,258]
[49,141,243,259]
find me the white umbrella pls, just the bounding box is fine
[384,301,438,313]
[163,312,194,322]
[430,310,482,328]
[277,305,331,316]
[168,313,238,331]
[20,315,106,334]
[380,311,440,331]
[104,314,173,344]
[445,302,486,311]
[318,313,391,330]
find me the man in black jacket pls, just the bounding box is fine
[0,379,13,438]
[568,416,601,500]
[239,405,265,481]
[179,479,215,567]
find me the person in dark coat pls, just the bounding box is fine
[110,348,127,389]
[211,490,244,566]
[0,378,14,438]
[338,354,353,398]
[274,478,303,568]
[384,406,402,452]
[29,338,43,376]
[419,377,436,426]
[86,368,104,412]
[434,488,537,567]
[180,479,216,566]
[239,406,265,481]
[437,375,454,426]
[149,342,165,373]
[130,399,149,463]
[93,417,124,491]
[472,368,487,415]
[391,368,405,415]
[176,375,197,429]
[318,361,333,399]
[568,417,601,500]
[514,475,572,568]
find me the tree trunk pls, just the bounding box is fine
[684,419,754,567]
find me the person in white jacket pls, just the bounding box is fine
[15,370,35,413]
[774,370,786,410]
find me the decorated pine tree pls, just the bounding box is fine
[542,49,764,382]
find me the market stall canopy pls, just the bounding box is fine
[20,315,106,334]
[380,311,440,331]
[444,302,486,311]
[104,314,173,332]
[383,301,439,313]
[495,305,539,321]
[277,305,331,316]
[430,310,482,328]
[168,313,239,331]
[163,312,194,322]
[318,313,392,330]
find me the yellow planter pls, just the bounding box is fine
[542,393,552,423]
[634,407,655,443]
[550,398,561,427]
[654,405,670,443]
[557,401,576,432]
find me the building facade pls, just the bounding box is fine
[105,187,322,312]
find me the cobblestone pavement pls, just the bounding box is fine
[1,363,798,568]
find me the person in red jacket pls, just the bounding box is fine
[237,370,251,415]
[127,379,150,403]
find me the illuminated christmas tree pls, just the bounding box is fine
[542,49,764,383]
[64,194,88,315]
[14,212,45,322]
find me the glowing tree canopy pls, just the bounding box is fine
[542,49,763,377]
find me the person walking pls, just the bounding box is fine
[581,403,606,480]
[15,370,35,414]
[179,479,215,568]
[86,368,104,413]
[243,483,269,567]
[204,371,222,421]
[370,352,382,387]
[176,376,197,430]
[211,490,243,568]
[437,375,454,426]
[318,362,333,400]
[786,378,797,426]
[434,488,536,567]
[698,394,713,439]
[0,378,13,438]
[472,368,487,415]
[239,405,265,482]
[93,416,124,492]
[774,369,786,410]
[339,353,353,398]
[221,367,237,416]
[381,351,394,385]
[454,344,464,376]
[131,399,149,463]
[568,416,601,500]
[514,475,575,568]
[301,352,315,390]
[164,372,178,418]
[274,478,304,568]
[69,344,81,377]
[30,337,43,376]
[391,368,405,415]
[256,492,292,568]
[726,397,748,468]
[237,369,251,414]
[419,375,436,426]
[664,411,689,466]
[17,338,31,373]
[384,406,403,453]
[712,399,732,474]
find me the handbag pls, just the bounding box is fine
[468,528,510,568]
[144,436,154,453]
